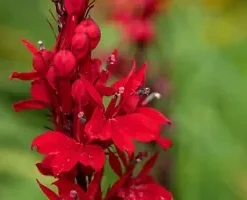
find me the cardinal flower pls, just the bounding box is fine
[85,63,171,154]
[37,179,87,200]
[38,170,103,200]
[105,153,173,200]
[10,39,54,81]
[32,131,105,176]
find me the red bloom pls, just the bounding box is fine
[10,39,54,81]
[106,153,173,200]
[32,132,105,176]
[37,179,88,200]
[85,64,171,154]
[11,0,173,199]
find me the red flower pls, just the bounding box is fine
[10,39,54,81]
[37,179,88,200]
[105,153,173,200]
[32,131,105,176]
[85,64,171,154]
[86,106,170,155]
[38,170,104,200]
[11,0,173,199]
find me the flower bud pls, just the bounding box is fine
[71,79,90,106]
[32,51,54,74]
[75,18,101,50]
[72,33,90,59]
[53,50,76,78]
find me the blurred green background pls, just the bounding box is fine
[1,0,247,199]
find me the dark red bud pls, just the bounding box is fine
[72,33,90,59]
[53,50,76,78]
[75,18,101,50]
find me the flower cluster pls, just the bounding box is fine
[10,0,172,199]
[108,0,169,43]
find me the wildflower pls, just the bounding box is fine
[32,131,105,176]
[10,0,172,199]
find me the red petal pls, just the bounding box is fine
[86,117,112,141]
[53,179,88,200]
[51,151,79,176]
[111,121,135,155]
[137,107,171,125]
[105,171,132,200]
[21,39,38,55]
[156,137,172,150]
[31,131,77,155]
[79,145,105,171]
[31,80,50,103]
[121,95,140,114]
[130,62,147,90]
[108,150,122,177]
[13,99,45,112]
[135,62,147,84]
[36,155,55,176]
[119,183,172,200]
[111,60,136,89]
[80,75,103,107]
[10,71,39,81]
[37,180,59,200]
[116,114,160,142]
[137,153,158,179]
[85,107,107,140]
[87,170,104,199]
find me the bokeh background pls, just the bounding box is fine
[1,0,247,199]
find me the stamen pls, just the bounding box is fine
[70,190,78,199]
[101,50,117,71]
[142,92,161,105]
[78,111,86,124]
[130,152,148,165]
[117,87,125,95]
[38,40,45,50]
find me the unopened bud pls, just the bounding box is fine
[53,50,76,77]
[72,33,90,59]
[75,18,101,50]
